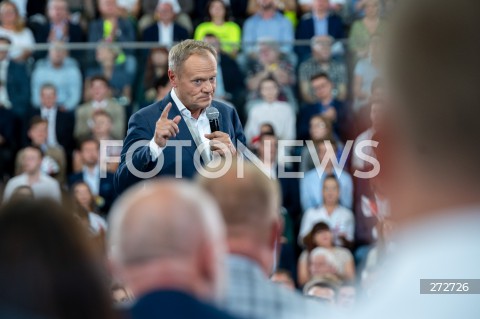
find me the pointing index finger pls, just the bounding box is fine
[160,102,172,120]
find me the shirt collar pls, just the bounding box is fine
[83,165,99,176]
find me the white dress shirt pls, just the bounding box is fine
[158,22,174,47]
[82,165,100,196]
[149,89,212,161]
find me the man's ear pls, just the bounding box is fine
[168,69,177,88]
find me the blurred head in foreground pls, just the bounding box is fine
[381,0,480,223]
[107,179,227,302]
[0,199,113,319]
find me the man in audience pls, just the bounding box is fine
[297,73,346,141]
[296,0,344,61]
[142,0,189,48]
[242,0,294,55]
[198,160,325,319]
[69,138,115,215]
[91,110,121,172]
[108,180,240,319]
[75,75,125,141]
[29,84,75,157]
[352,1,480,318]
[298,36,347,103]
[30,0,85,61]
[21,117,67,185]
[0,36,30,137]
[300,139,353,211]
[31,42,82,111]
[3,145,61,202]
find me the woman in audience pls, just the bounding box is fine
[244,77,296,146]
[72,181,108,235]
[194,0,241,56]
[298,221,356,286]
[0,199,114,319]
[142,46,169,104]
[86,43,132,103]
[299,174,355,247]
[0,0,35,61]
[349,0,385,60]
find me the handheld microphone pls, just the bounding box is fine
[206,106,220,132]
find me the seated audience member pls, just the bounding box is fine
[246,40,296,109]
[3,146,62,202]
[244,77,296,145]
[353,34,382,111]
[108,180,241,319]
[69,138,115,215]
[299,115,335,173]
[138,0,193,35]
[29,0,85,61]
[142,0,189,48]
[17,117,67,184]
[296,0,344,61]
[351,98,384,171]
[298,222,355,286]
[72,181,108,234]
[194,0,241,56]
[348,0,384,61]
[300,174,355,245]
[271,269,296,291]
[198,159,325,319]
[142,47,169,104]
[242,0,294,55]
[75,75,126,141]
[30,84,75,166]
[297,73,346,141]
[31,42,82,111]
[0,199,114,319]
[298,36,347,103]
[336,282,357,310]
[303,277,338,305]
[88,0,136,74]
[0,1,35,61]
[301,139,353,211]
[86,43,132,102]
[203,34,245,114]
[90,110,122,172]
[0,36,30,128]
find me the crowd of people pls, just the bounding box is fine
[0,0,398,316]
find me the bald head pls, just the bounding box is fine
[108,180,226,300]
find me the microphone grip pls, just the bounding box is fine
[209,119,220,132]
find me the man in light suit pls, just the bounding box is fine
[114,40,245,194]
[108,179,243,319]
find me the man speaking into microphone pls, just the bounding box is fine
[114,40,245,194]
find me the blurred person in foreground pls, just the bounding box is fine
[345,0,480,318]
[0,199,114,319]
[198,159,326,319]
[107,179,242,319]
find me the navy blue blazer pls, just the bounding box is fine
[129,290,241,319]
[29,108,76,153]
[114,93,246,194]
[142,23,189,43]
[295,14,345,61]
[69,171,116,215]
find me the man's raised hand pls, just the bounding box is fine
[154,102,181,147]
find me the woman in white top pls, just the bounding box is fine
[0,1,35,61]
[72,181,108,235]
[299,174,355,247]
[298,221,356,286]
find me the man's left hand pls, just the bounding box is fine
[204,132,236,157]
